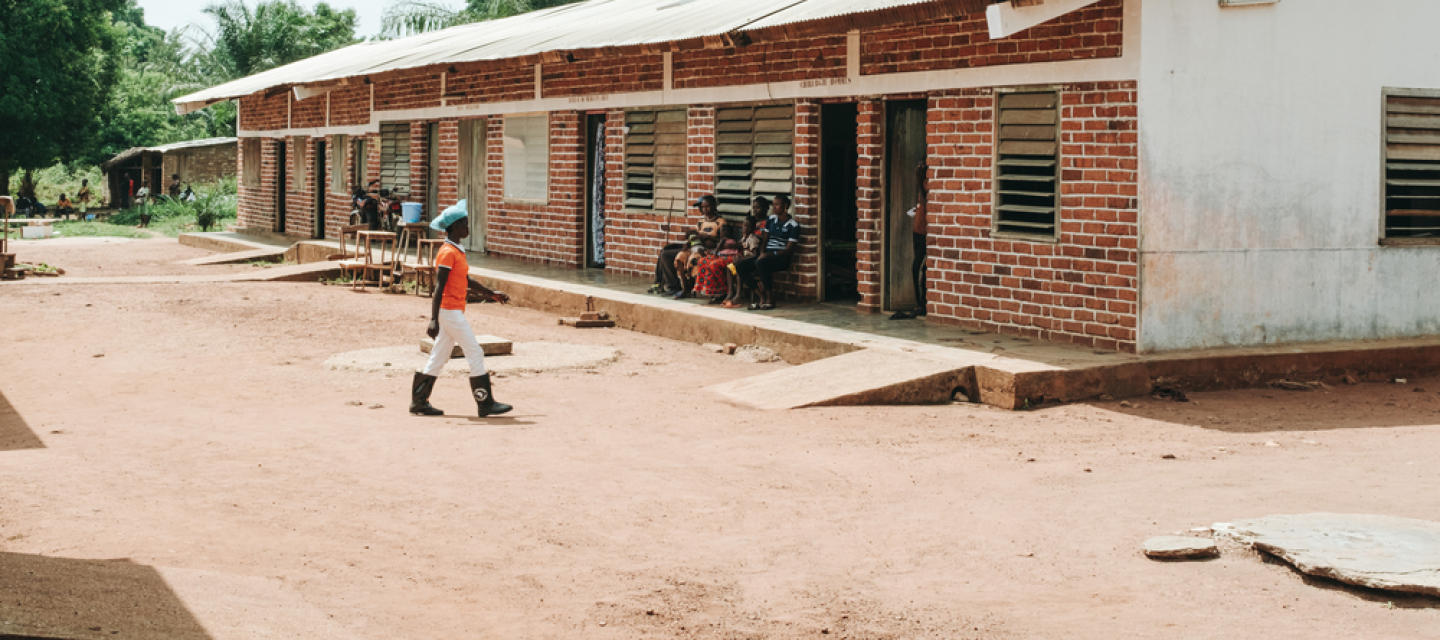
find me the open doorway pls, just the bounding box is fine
[883,100,927,312]
[275,140,288,233]
[584,113,607,268]
[313,139,326,239]
[820,103,859,302]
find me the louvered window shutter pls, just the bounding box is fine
[624,109,687,214]
[994,91,1060,237]
[379,122,411,196]
[1384,92,1440,238]
[715,105,794,220]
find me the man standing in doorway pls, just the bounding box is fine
[409,203,514,418]
[894,162,928,320]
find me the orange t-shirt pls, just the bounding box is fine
[435,242,469,310]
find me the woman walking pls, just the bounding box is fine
[409,204,514,418]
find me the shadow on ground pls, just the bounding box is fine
[0,552,212,639]
[0,391,43,452]
[1256,551,1440,610]
[1083,378,1440,433]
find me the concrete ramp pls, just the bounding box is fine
[709,348,978,409]
[179,246,286,266]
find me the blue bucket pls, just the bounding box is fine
[401,202,424,224]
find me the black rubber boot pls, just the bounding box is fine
[409,372,444,416]
[469,374,513,417]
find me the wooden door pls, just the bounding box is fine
[457,119,488,252]
[884,101,927,311]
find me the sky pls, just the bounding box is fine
[135,0,416,40]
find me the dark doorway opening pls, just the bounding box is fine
[820,103,860,303]
[583,112,607,268]
[313,139,326,239]
[275,140,288,233]
[883,100,927,312]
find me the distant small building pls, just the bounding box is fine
[100,137,237,208]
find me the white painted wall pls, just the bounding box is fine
[1137,0,1440,352]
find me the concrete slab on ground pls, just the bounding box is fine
[179,245,287,266]
[1,261,339,286]
[710,348,979,409]
[421,335,513,357]
[1219,513,1440,597]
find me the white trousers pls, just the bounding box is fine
[421,309,487,377]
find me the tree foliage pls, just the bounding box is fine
[203,0,359,78]
[0,0,126,190]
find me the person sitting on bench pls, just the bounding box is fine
[733,194,799,310]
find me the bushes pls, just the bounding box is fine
[93,181,238,236]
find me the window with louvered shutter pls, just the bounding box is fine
[1384,90,1440,239]
[379,122,411,195]
[503,114,549,203]
[624,108,687,215]
[993,91,1060,237]
[715,105,794,220]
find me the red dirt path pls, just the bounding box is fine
[2,239,1439,639]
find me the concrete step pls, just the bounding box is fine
[710,348,978,409]
[179,246,287,266]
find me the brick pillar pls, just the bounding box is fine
[855,99,884,312]
[782,99,821,301]
[684,105,716,241]
[551,110,584,265]
[437,119,460,209]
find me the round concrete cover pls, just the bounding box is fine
[1223,513,1440,596]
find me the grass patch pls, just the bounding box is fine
[47,221,153,239]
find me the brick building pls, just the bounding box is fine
[176,0,1440,354]
[100,138,238,208]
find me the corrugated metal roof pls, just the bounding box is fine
[175,0,991,109]
[101,137,238,171]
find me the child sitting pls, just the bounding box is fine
[722,218,764,308]
[672,241,708,299]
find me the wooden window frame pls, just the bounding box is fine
[242,138,261,188]
[351,138,367,189]
[502,113,550,205]
[991,87,1062,242]
[330,134,348,194]
[622,107,688,216]
[291,135,308,193]
[1380,87,1440,246]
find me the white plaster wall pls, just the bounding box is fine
[1137,0,1440,352]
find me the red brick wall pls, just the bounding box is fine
[375,73,443,111]
[856,99,884,311]
[862,0,1123,75]
[437,119,460,209]
[236,138,275,231]
[774,99,820,301]
[673,36,847,90]
[292,95,326,129]
[543,55,664,97]
[448,64,535,106]
[483,113,585,265]
[238,94,287,131]
[329,84,370,127]
[923,81,1138,352]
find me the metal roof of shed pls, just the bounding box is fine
[174,0,992,111]
[100,137,238,172]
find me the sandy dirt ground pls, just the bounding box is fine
[3,239,1440,639]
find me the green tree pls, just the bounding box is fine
[202,0,358,79]
[381,0,583,38]
[0,0,126,194]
